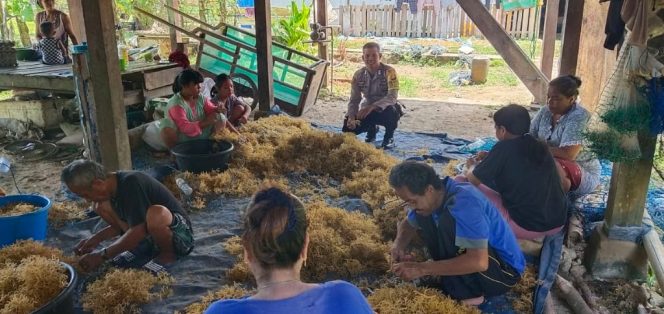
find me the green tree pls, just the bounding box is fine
[271,1,312,53]
[5,0,34,47]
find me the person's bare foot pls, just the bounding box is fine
[154,252,176,265]
[462,296,485,306]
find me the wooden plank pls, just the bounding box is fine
[432,7,438,38]
[605,132,657,227]
[67,0,86,42]
[339,5,345,35]
[400,3,407,37]
[559,0,584,76]
[527,7,537,39]
[316,0,328,87]
[455,0,548,104]
[80,0,131,170]
[516,9,523,39]
[144,65,181,90]
[255,0,275,112]
[166,0,182,50]
[0,75,74,92]
[459,8,465,36]
[576,0,615,112]
[541,0,559,79]
[362,3,367,36]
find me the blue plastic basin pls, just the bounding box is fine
[0,195,51,247]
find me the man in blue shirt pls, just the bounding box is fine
[389,161,524,305]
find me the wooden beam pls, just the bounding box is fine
[455,0,548,104]
[604,131,657,227]
[66,0,86,42]
[316,0,329,88]
[166,0,182,50]
[79,0,131,171]
[558,0,584,75]
[575,0,615,112]
[541,0,560,79]
[254,0,275,112]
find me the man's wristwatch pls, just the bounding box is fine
[100,247,109,260]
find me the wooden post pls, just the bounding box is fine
[166,0,182,51]
[66,0,86,42]
[558,0,584,76]
[541,0,559,79]
[78,0,131,171]
[255,0,275,112]
[604,132,657,227]
[316,0,329,88]
[455,0,548,104]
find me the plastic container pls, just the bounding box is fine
[0,194,51,247]
[118,44,129,72]
[33,262,77,314]
[171,139,234,174]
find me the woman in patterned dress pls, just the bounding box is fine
[34,0,78,49]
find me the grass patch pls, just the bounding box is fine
[399,76,418,97]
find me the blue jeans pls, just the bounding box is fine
[533,227,566,314]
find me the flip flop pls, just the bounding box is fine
[142,260,168,275]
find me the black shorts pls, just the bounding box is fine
[439,252,521,300]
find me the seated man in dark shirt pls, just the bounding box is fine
[62,159,194,272]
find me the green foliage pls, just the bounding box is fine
[584,130,641,162]
[600,104,652,133]
[271,1,313,54]
[6,0,34,22]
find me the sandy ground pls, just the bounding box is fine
[303,95,501,139]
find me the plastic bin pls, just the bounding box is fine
[34,262,77,314]
[0,194,51,247]
[171,139,233,173]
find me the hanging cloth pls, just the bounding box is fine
[621,0,649,47]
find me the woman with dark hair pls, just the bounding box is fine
[205,186,372,314]
[211,73,252,126]
[463,104,567,240]
[35,0,78,48]
[531,75,601,197]
[159,69,227,148]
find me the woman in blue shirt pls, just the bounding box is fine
[205,186,373,314]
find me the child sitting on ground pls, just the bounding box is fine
[37,21,69,65]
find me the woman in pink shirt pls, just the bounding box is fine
[160,69,227,148]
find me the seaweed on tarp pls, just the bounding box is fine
[181,284,254,314]
[0,256,68,313]
[367,283,480,314]
[81,268,173,314]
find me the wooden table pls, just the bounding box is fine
[0,61,181,106]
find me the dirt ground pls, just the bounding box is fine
[303,95,501,139]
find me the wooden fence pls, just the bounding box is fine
[337,3,542,39]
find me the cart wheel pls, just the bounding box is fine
[231,73,259,110]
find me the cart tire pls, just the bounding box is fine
[232,73,259,110]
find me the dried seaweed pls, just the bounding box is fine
[81,268,173,314]
[367,283,480,314]
[442,160,461,177]
[0,256,68,314]
[0,240,67,265]
[48,201,87,227]
[511,266,538,314]
[222,236,253,284]
[303,201,389,281]
[0,202,37,217]
[181,283,254,314]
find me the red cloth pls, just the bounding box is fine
[555,158,582,191]
[168,51,190,68]
[168,97,217,137]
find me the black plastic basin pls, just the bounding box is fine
[33,262,77,314]
[171,139,234,173]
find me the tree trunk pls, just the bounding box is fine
[199,0,208,24]
[219,0,227,25]
[16,19,30,47]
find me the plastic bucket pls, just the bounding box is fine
[171,139,234,173]
[0,195,51,247]
[33,262,77,314]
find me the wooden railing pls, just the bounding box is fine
[337,3,542,39]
